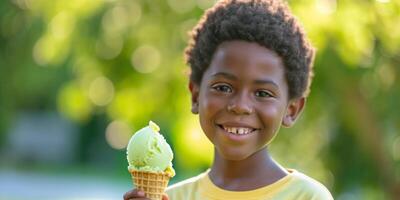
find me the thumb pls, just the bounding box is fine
[162,193,169,200]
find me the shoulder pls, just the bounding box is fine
[166,170,208,199]
[287,170,333,200]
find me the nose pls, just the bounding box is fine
[227,92,253,115]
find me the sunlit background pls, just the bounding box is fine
[0,0,399,199]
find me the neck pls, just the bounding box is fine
[209,147,288,191]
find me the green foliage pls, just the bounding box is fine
[1,0,399,198]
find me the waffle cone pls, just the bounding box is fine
[129,169,171,200]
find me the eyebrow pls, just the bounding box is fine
[211,72,237,80]
[254,79,279,88]
[211,72,279,88]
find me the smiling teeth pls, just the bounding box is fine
[223,127,253,135]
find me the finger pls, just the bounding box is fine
[162,193,169,200]
[123,188,146,199]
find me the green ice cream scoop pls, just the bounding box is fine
[126,121,174,176]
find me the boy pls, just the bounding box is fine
[124,0,333,199]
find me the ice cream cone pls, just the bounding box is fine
[129,169,171,200]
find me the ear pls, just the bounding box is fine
[189,80,200,114]
[282,97,306,127]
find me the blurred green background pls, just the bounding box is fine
[0,0,399,199]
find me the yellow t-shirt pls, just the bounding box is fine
[166,169,333,200]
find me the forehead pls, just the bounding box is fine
[217,41,282,64]
[207,40,285,77]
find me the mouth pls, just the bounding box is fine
[217,124,257,136]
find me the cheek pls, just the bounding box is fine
[198,91,225,131]
[256,106,285,147]
[259,104,286,130]
[261,104,279,118]
[199,92,226,115]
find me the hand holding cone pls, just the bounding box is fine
[130,170,172,200]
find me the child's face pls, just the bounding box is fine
[189,40,304,161]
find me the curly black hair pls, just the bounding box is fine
[185,0,315,99]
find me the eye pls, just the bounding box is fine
[255,90,273,98]
[211,84,233,93]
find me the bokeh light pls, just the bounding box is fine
[105,120,132,150]
[11,0,32,10]
[1,0,400,199]
[131,45,161,74]
[33,33,69,66]
[315,0,337,15]
[88,76,115,106]
[179,19,197,43]
[57,82,93,123]
[378,64,396,90]
[174,116,213,169]
[167,0,196,13]
[101,2,141,36]
[392,136,400,161]
[49,11,75,40]
[95,35,123,60]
